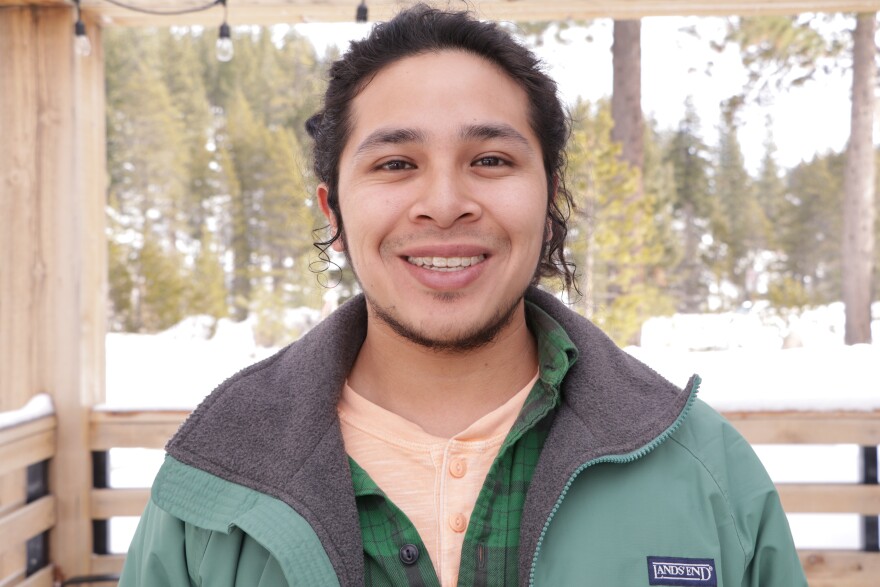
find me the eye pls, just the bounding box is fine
[378,159,415,171]
[473,156,508,167]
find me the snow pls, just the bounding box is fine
[632,302,880,412]
[629,345,880,412]
[102,303,879,553]
[102,316,281,409]
[104,305,880,413]
[0,393,54,430]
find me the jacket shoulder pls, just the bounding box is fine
[120,456,340,587]
[671,399,776,504]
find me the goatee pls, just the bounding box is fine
[368,290,526,354]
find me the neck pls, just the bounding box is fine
[347,301,539,437]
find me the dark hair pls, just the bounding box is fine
[307,3,575,290]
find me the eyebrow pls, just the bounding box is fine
[459,123,534,153]
[351,122,534,159]
[353,128,428,158]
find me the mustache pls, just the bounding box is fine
[380,230,505,250]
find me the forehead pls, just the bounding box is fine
[342,50,537,155]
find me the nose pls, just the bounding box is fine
[408,164,482,228]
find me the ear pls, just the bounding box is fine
[317,183,345,252]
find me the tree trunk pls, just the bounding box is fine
[611,20,644,344]
[611,20,644,180]
[682,201,700,313]
[842,13,876,345]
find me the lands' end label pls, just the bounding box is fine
[647,556,717,586]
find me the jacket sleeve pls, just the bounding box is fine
[119,500,195,587]
[741,488,808,586]
[676,401,808,586]
[717,421,808,587]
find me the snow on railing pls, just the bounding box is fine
[0,393,54,430]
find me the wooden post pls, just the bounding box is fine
[0,4,107,580]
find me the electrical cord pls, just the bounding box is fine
[98,0,223,16]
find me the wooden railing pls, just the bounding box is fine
[2,409,877,585]
[726,410,880,587]
[87,410,184,577]
[0,416,57,587]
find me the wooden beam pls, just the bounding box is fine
[0,3,106,579]
[18,566,55,587]
[90,409,187,450]
[0,569,26,587]
[0,470,26,587]
[801,551,880,587]
[0,419,54,580]
[0,416,56,451]
[723,410,880,445]
[0,496,56,557]
[0,5,45,414]
[58,0,880,27]
[0,565,54,587]
[0,425,55,478]
[91,554,125,576]
[777,483,880,514]
[91,487,151,519]
[87,409,880,450]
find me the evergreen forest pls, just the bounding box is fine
[104,24,880,347]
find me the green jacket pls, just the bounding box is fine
[121,288,806,586]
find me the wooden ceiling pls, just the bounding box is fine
[39,0,880,27]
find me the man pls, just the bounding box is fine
[121,5,806,586]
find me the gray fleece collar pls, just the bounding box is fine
[166,286,693,587]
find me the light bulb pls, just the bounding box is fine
[216,23,233,62]
[74,20,91,57]
[356,1,368,23]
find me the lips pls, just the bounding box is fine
[406,255,486,271]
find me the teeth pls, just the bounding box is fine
[407,255,485,271]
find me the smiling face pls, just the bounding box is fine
[318,50,549,351]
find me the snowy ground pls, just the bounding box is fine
[4,301,878,553]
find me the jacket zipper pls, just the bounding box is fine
[527,376,701,586]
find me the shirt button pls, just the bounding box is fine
[449,513,467,533]
[399,544,420,565]
[449,458,467,478]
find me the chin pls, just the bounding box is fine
[369,292,525,354]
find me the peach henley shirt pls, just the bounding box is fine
[338,373,539,587]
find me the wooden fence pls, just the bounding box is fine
[0,416,57,587]
[726,410,880,586]
[1,409,878,585]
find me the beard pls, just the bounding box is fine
[367,288,526,354]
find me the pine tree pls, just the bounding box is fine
[712,99,767,304]
[663,98,713,312]
[775,154,843,305]
[567,100,673,345]
[188,228,229,319]
[135,229,188,332]
[105,28,190,245]
[107,239,136,331]
[755,120,787,249]
[157,29,214,239]
[642,117,680,298]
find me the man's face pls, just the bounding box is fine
[319,50,548,351]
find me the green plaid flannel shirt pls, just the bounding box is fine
[348,301,578,586]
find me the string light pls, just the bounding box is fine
[216,0,234,62]
[74,0,233,62]
[73,0,91,57]
[356,0,368,23]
